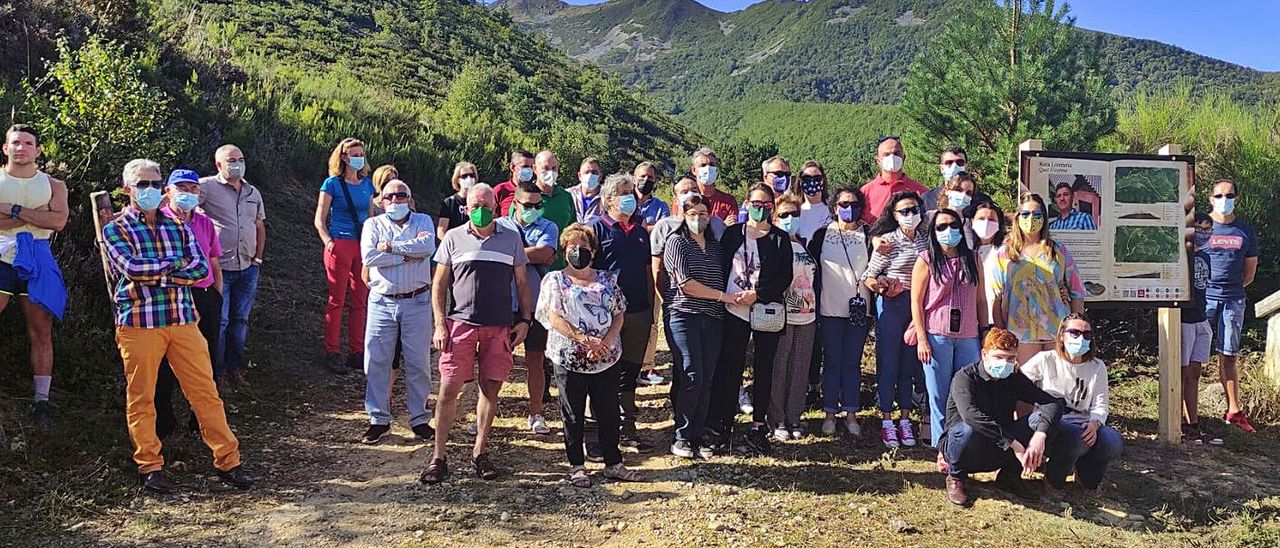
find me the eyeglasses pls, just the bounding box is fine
[942,159,967,167]
[518,201,543,210]
[382,192,409,200]
[1064,328,1094,340]
[1018,210,1045,219]
[133,180,164,189]
[1213,193,1237,199]
[935,221,963,232]
[748,200,773,209]
[768,171,791,178]
[896,206,921,216]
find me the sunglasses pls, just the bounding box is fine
[133,180,164,189]
[1018,210,1045,219]
[518,201,543,210]
[799,175,823,183]
[459,173,477,179]
[749,200,774,209]
[769,171,791,178]
[382,192,409,200]
[877,134,901,144]
[943,159,967,166]
[896,206,921,216]
[835,201,859,208]
[1064,328,1094,340]
[1213,193,1237,199]
[935,221,963,232]
[776,210,799,219]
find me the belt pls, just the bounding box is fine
[384,285,430,300]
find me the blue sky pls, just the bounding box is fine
[561,0,1279,71]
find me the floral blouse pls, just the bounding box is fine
[536,269,628,374]
[989,242,1085,343]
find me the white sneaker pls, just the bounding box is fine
[821,417,837,436]
[465,419,478,436]
[528,414,550,434]
[789,425,805,440]
[772,425,791,441]
[738,388,754,415]
[845,417,862,438]
[646,372,665,385]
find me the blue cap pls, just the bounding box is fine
[167,169,200,187]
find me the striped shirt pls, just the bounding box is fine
[862,228,928,285]
[663,231,727,317]
[361,212,436,296]
[1048,210,1096,231]
[104,207,209,328]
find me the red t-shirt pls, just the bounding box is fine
[494,180,517,216]
[858,174,927,225]
[705,189,739,222]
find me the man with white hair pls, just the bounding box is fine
[358,180,438,445]
[423,183,532,483]
[104,159,252,494]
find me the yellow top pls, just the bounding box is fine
[0,169,54,262]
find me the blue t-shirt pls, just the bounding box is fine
[639,196,670,226]
[589,215,652,314]
[1205,218,1258,300]
[497,216,559,312]
[1184,248,1209,324]
[321,176,375,240]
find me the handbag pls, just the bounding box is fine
[750,301,786,333]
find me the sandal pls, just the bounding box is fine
[569,466,592,488]
[472,452,500,480]
[602,463,642,482]
[419,458,448,484]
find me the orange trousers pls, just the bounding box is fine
[116,323,240,474]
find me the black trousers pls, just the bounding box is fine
[556,362,623,467]
[708,314,781,436]
[155,287,222,441]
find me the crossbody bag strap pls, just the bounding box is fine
[336,178,362,235]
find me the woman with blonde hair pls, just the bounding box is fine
[315,137,376,375]
[437,161,478,241]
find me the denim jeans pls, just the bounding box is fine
[942,420,1031,479]
[1205,297,1246,356]
[820,316,869,414]
[217,265,260,378]
[709,314,781,432]
[364,292,434,427]
[667,311,723,444]
[875,293,918,413]
[1032,413,1123,488]
[922,333,980,446]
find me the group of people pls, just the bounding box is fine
[0,123,1260,504]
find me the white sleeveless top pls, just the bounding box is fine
[0,169,54,262]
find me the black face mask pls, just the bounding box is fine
[638,180,657,196]
[567,246,593,269]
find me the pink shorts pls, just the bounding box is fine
[438,320,514,384]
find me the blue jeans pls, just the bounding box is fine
[922,333,980,446]
[943,420,1032,479]
[667,311,723,444]
[1205,297,1246,356]
[820,316,869,413]
[1033,413,1123,489]
[875,293,918,413]
[217,265,260,377]
[364,292,434,427]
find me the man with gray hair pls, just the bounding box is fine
[690,147,737,223]
[585,173,654,454]
[199,144,266,386]
[358,180,438,445]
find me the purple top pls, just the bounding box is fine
[920,250,979,338]
[163,206,222,289]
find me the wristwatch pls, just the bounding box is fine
[9,204,20,219]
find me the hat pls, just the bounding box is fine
[167,169,200,187]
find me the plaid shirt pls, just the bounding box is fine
[1048,210,1096,231]
[103,207,209,328]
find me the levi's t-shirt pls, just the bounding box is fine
[1204,218,1258,300]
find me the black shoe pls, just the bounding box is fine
[139,471,175,494]
[745,425,772,456]
[412,423,436,442]
[346,352,364,371]
[620,433,654,453]
[586,443,605,462]
[805,389,822,411]
[324,353,347,376]
[994,468,1032,500]
[362,424,391,445]
[670,440,696,459]
[28,401,52,432]
[216,466,255,490]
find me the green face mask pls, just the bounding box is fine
[519,206,543,225]
[470,205,494,228]
[748,204,769,223]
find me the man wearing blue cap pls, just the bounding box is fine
[153,169,225,441]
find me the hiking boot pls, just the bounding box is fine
[217,466,255,490]
[412,423,436,442]
[324,353,347,376]
[1225,411,1257,433]
[29,401,52,432]
[361,424,390,445]
[945,475,970,506]
[139,471,175,494]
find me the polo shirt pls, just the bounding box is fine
[589,214,651,313]
[161,206,222,289]
[198,175,265,271]
[704,188,739,222]
[496,216,558,312]
[639,196,670,227]
[434,222,529,326]
[320,175,374,240]
[1205,218,1259,300]
[858,174,927,225]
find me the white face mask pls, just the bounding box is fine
[973,218,999,240]
[697,165,718,186]
[581,172,600,190]
[459,176,476,191]
[1213,196,1235,216]
[541,170,558,186]
[880,154,903,173]
[897,212,920,230]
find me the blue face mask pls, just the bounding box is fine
[1063,334,1091,358]
[985,357,1015,379]
[1193,231,1211,248]
[348,156,366,171]
[772,175,790,193]
[937,227,963,247]
[385,202,410,221]
[946,190,972,211]
[518,167,534,183]
[941,163,965,182]
[1213,196,1235,216]
[173,192,200,212]
[779,215,800,235]
[519,205,543,224]
[837,205,859,223]
[618,194,637,215]
[134,186,163,211]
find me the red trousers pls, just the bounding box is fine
[323,238,368,355]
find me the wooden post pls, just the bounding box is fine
[91,191,117,299]
[1257,291,1280,387]
[1157,307,1182,443]
[1017,139,1044,196]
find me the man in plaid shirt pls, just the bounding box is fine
[1048,182,1097,231]
[103,159,253,494]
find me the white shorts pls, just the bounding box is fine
[1181,321,1211,367]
